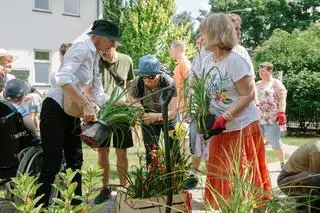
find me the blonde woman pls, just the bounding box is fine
[201,13,272,209]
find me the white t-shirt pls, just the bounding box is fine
[204,51,259,131]
[232,44,255,78]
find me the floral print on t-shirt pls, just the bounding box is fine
[207,70,233,105]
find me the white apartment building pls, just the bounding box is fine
[0,0,102,92]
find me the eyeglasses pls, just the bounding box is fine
[143,76,156,80]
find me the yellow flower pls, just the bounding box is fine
[168,130,175,138]
[175,122,187,139]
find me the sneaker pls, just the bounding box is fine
[94,187,112,204]
[184,175,199,190]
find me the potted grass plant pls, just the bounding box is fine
[116,124,192,213]
[80,87,144,148]
[184,63,219,140]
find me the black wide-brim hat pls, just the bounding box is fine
[88,19,121,43]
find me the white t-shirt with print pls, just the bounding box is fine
[204,51,259,132]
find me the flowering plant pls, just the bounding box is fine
[124,123,191,199]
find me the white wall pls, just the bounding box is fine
[0,0,101,89]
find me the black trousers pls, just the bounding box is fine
[36,98,83,206]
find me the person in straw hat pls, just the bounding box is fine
[0,48,16,83]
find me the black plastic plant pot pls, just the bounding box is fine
[196,115,216,134]
[80,120,111,149]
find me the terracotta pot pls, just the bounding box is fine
[116,192,192,213]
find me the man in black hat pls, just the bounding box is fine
[94,22,135,204]
[36,19,121,207]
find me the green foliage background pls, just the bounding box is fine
[103,0,195,70]
[253,24,320,75]
[209,0,320,50]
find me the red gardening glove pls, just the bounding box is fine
[276,112,287,126]
[211,115,227,129]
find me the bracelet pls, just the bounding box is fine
[223,111,233,121]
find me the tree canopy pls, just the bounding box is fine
[209,0,320,49]
[253,24,320,75]
[103,0,195,69]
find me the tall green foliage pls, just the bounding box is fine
[253,24,320,75]
[113,0,194,68]
[284,70,320,130]
[102,0,127,23]
[209,0,320,49]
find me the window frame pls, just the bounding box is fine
[62,0,80,17]
[33,49,51,85]
[33,0,52,13]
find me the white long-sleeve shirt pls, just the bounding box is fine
[48,39,109,109]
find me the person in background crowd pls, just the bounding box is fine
[228,13,255,77]
[59,43,72,61]
[0,49,16,83]
[36,19,116,208]
[3,79,37,135]
[170,40,191,119]
[27,87,42,130]
[278,141,320,212]
[49,43,72,87]
[130,55,178,165]
[185,34,212,190]
[201,13,272,209]
[0,67,5,99]
[94,34,134,204]
[256,62,287,168]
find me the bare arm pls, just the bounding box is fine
[227,76,255,118]
[142,96,178,124]
[273,79,287,112]
[23,115,37,134]
[61,83,96,122]
[168,96,178,120]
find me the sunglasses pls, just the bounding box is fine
[143,75,156,80]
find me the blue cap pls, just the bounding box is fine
[134,55,161,76]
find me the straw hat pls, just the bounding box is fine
[0,48,17,61]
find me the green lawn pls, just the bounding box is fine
[281,136,319,146]
[83,135,320,183]
[1,136,319,199]
[82,145,143,185]
[265,136,319,163]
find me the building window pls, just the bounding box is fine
[34,50,50,84]
[63,0,80,16]
[33,0,51,12]
[10,70,30,82]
